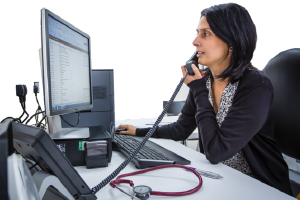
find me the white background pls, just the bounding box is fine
[0,0,299,122]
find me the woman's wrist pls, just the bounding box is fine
[187,78,207,91]
[136,128,150,137]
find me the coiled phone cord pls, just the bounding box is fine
[91,73,189,194]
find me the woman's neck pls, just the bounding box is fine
[211,76,229,88]
[210,65,229,86]
[208,53,231,84]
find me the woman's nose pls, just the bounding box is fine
[193,36,200,47]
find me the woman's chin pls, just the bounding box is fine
[198,60,206,66]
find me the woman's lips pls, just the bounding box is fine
[197,52,204,57]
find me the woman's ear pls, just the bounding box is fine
[229,46,233,51]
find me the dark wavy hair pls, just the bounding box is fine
[201,3,258,83]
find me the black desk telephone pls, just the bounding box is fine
[186,52,199,75]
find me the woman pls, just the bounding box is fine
[117,3,292,195]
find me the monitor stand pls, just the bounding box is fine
[47,115,89,140]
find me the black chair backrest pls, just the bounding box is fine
[263,48,300,160]
[163,101,185,116]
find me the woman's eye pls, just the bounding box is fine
[204,32,209,36]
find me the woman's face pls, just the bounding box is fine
[193,16,231,68]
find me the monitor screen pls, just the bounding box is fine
[41,9,93,117]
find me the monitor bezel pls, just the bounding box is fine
[41,8,93,117]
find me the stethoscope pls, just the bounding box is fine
[110,164,203,200]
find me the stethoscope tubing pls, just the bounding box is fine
[110,164,203,196]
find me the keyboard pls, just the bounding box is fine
[113,134,191,169]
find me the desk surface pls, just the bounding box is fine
[75,118,295,200]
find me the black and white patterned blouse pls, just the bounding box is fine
[206,77,254,177]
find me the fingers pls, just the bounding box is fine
[199,69,205,77]
[116,124,128,134]
[181,65,187,77]
[116,124,126,130]
[120,130,127,134]
[120,130,133,135]
[192,64,202,79]
[116,124,136,136]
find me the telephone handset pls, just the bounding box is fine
[185,52,199,75]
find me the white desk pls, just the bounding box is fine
[75,118,295,200]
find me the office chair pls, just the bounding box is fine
[263,48,300,198]
[163,101,199,150]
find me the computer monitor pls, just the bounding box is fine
[40,8,93,134]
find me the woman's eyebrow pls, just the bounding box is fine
[196,28,210,32]
[196,28,211,33]
[199,28,211,31]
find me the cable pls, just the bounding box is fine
[1,117,16,123]
[25,111,45,125]
[1,84,29,124]
[60,112,80,127]
[5,104,26,123]
[20,102,29,123]
[110,122,115,136]
[37,115,47,127]
[1,113,25,123]
[29,163,39,170]
[22,155,41,171]
[35,93,40,106]
[91,73,188,194]
[35,94,42,122]
[18,110,25,122]
[33,94,47,129]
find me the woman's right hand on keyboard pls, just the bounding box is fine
[116,124,137,136]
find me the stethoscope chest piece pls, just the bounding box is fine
[133,185,152,200]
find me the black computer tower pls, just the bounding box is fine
[61,69,115,133]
